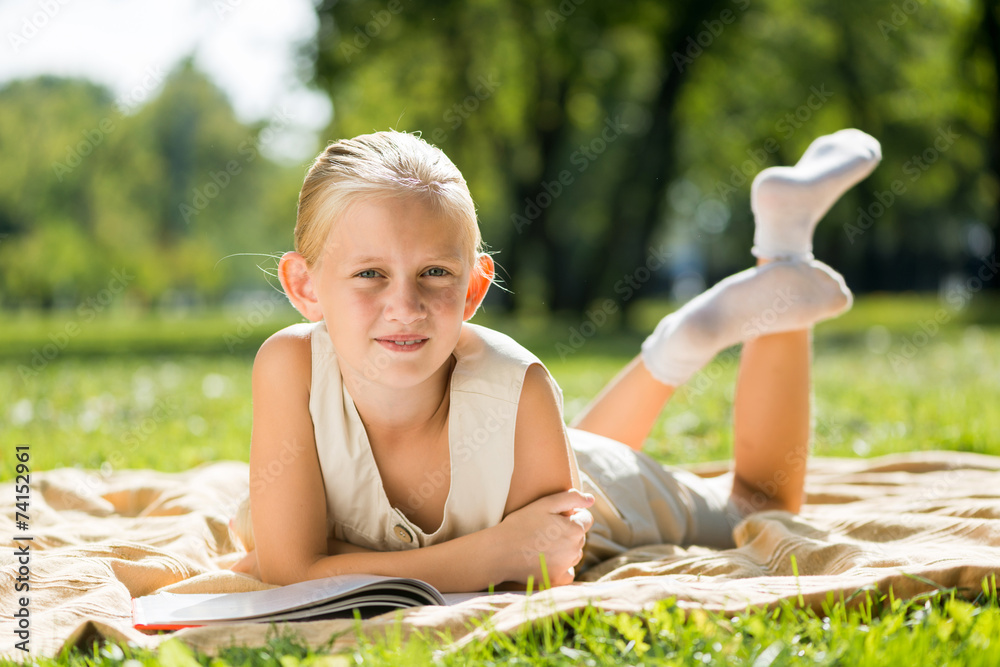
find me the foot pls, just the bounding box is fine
[751,129,881,261]
[641,260,851,386]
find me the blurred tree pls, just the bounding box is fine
[307,0,998,315]
[1,0,996,312]
[310,0,734,314]
[0,62,303,308]
[971,0,1000,286]
[0,77,111,305]
[672,0,995,292]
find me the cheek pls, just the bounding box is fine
[333,289,380,316]
[320,290,380,339]
[427,285,466,316]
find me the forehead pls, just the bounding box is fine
[324,196,469,261]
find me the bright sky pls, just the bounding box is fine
[0,0,332,163]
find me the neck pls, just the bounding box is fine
[340,356,454,443]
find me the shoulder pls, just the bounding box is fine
[256,322,315,363]
[514,363,566,445]
[514,361,567,443]
[453,323,552,404]
[253,322,317,387]
[518,363,562,413]
[459,322,539,360]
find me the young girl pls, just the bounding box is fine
[230,128,881,592]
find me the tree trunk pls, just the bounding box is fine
[581,0,730,316]
[979,0,1000,289]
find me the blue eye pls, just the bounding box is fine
[425,267,449,277]
[357,269,381,279]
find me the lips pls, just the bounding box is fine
[376,334,428,342]
[375,334,429,352]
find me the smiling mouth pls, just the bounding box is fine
[375,336,430,350]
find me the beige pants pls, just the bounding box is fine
[570,428,742,572]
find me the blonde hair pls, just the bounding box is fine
[295,130,483,270]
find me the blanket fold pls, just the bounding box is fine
[3,452,999,659]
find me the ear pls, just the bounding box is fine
[463,253,495,321]
[278,252,324,322]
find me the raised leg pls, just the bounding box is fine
[728,128,879,514]
[574,129,879,472]
[729,262,812,514]
[571,259,850,453]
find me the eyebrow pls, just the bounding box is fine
[348,255,466,266]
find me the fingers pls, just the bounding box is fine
[551,563,579,588]
[503,490,593,586]
[569,508,594,532]
[540,488,595,515]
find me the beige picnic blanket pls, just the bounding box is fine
[2,451,1000,660]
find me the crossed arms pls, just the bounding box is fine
[246,328,593,592]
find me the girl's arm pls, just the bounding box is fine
[249,327,589,591]
[506,364,582,503]
[496,363,593,586]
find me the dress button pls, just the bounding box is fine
[393,524,413,543]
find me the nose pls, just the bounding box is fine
[384,278,426,324]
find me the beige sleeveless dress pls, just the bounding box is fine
[308,319,739,573]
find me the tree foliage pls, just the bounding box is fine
[310,0,998,311]
[0,61,301,308]
[0,0,996,313]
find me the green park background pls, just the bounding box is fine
[2,0,998,315]
[4,1,1000,664]
[2,0,999,468]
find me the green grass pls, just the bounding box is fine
[12,584,1000,666]
[3,293,1000,664]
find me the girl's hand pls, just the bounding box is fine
[495,488,595,587]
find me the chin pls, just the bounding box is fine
[357,348,452,388]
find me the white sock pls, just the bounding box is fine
[751,129,882,261]
[641,260,852,386]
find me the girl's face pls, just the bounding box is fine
[310,196,474,390]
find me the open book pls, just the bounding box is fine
[132,574,489,629]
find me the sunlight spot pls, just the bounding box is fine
[78,409,100,433]
[159,362,183,389]
[865,325,891,355]
[962,325,985,351]
[10,399,33,425]
[187,415,208,436]
[202,373,229,399]
[132,373,156,410]
[666,411,701,435]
